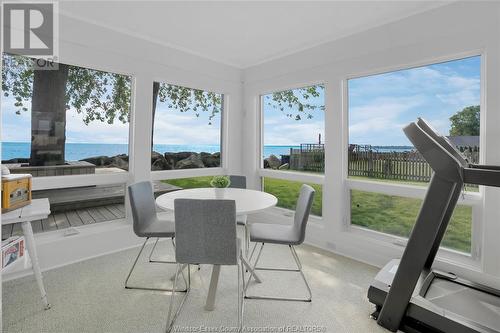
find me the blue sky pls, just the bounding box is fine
[262,56,480,147]
[152,92,221,145]
[349,56,480,146]
[263,87,325,146]
[2,56,480,147]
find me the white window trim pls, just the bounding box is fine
[28,70,135,192]
[149,81,228,176]
[343,53,485,263]
[347,225,481,269]
[257,83,326,220]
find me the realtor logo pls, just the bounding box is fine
[2,2,58,62]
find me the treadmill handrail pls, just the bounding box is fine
[377,121,465,332]
[470,164,500,171]
[407,120,463,182]
[463,167,500,187]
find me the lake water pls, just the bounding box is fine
[1,142,413,161]
[1,142,304,161]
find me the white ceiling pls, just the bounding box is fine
[60,1,450,68]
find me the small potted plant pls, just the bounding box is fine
[210,175,231,198]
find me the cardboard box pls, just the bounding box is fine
[1,236,25,269]
[2,174,32,213]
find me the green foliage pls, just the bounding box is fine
[267,85,325,120]
[449,105,480,136]
[210,175,230,188]
[158,83,222,125]
[2,53,131,125]
[3,53,324,126]
[2,54,33,114]
[66,64,131,125]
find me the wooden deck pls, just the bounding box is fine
[1,203,126,240]
[2,181,180,240]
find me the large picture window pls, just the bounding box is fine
[1,54,132,235]
[261,84,325,174]
[1,53,131,176]
[151,82,222,170]
[347,56,481,254]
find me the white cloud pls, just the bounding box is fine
[264,120,324,145]
[153,112,221,145]
[348,60,480,145]
[65,110,129,144]
[349,96,424,137]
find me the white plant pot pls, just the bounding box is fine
[214,187,226,199]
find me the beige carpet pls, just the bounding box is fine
[3,239,387,333]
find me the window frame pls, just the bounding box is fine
[257,82,326,220]
[343,52,485,263]
[0,55,135,192]
[149,81,228,181]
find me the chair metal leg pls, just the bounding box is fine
[166,264,191,333]
[290,245,312,301]
[237,256,242,332]
[240,256,245,322]
[247,242,258,263]
[241,255,262,283]
[244,224,250,258]
[149,237,177,263]
[170,263,189,282]
[244,242,265,292]
[244,244,312,302]
[125,237,187,292]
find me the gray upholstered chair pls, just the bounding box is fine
[125,181,186,292]
[229,175,246,189]
[229,175,249,255]
[245,184,315,302]
[166,199,244,332]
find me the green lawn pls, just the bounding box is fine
[262,177,323,216]
[165,176,213,189]
[163,176,471,253]
[351,190,471,253]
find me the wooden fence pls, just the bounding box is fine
[287,143,479,182]
[348,150,432,182]
[289,144,325,172]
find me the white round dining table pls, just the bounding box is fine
[155,187,278,215]
[155,187,277,311]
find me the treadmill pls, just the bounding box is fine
[368,118,500,333]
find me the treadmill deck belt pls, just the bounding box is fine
[424,278,500,332]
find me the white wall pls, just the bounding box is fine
[242,1,500,280]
